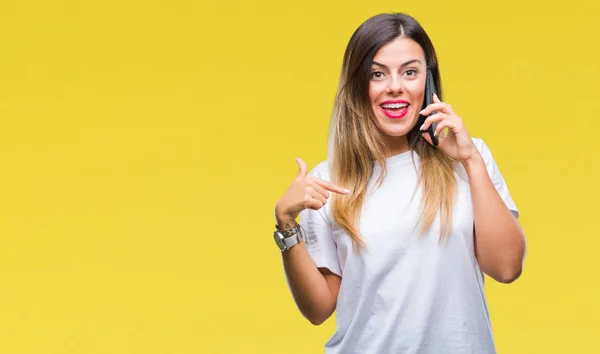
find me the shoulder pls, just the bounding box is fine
[471,137,494,162]
[468,136,505,182]
[471,137,487,153]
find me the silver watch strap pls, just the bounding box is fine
[274,224,305,251]
[282,233,300,249]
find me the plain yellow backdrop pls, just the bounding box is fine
[0,0,598,353]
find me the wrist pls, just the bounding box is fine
[274,206,297,230]
[461,150,484,171]
[276,217,297,230]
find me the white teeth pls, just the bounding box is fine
[382,103,408,109]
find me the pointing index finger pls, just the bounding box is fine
[315,178,351,195]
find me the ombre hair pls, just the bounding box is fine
[328,13,458,250]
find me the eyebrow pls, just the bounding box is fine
[372,59,421,69]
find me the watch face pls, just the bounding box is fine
[274,231,285,249]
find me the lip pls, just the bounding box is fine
[381,100,409,105]
[380,100,410,119]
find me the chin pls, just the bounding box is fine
[384,129,412,138]
[377,119,418,138]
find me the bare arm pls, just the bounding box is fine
[279,218,341,325]
[418,95,526,283]
[463,153,526,283]
[275,158,347,325]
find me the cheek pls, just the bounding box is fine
[368,82,385,103]
[412,80,426,103]
[405,81,424,97]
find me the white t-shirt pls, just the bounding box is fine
[299,138,519,354]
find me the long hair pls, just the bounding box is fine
[329,13,458,250]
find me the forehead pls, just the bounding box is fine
[372,37,425,65]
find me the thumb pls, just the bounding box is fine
[294,158,307,179]
[432,92,441,103]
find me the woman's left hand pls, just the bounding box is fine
[419,93,479,162]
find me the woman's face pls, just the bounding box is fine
[368,37,427,144]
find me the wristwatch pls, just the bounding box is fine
[273,224,304,251]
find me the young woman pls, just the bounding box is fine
[272,12,526,354]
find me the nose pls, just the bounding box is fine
[386,76,403,94]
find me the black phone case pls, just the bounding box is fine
[420,69,439,147]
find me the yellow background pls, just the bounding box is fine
[0,0,598,353]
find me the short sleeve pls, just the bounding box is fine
[298,162,342,277]
[473,138,520,219]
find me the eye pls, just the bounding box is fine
[405,69,418,77]
[370,71,386,80]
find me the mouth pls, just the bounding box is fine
[379,101,409,119]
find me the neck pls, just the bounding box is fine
[385,136,410,157]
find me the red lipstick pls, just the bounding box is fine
[380,100,409,119]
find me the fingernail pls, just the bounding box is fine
[434,131,438,137]
[419,109,425,114]
[343,189,351,194]
[419,124,425,130]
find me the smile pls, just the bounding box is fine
[380,100,410,119]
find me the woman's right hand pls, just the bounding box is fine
[275,158,350,228]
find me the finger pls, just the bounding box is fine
[432,92,441,103]
[309,189,327,206]
[306,200,325,210]
[419,101,442,116]
[304,193,326,210]
[313,183,331,199]
[294,158,307,180]
[419,112,448,131]
[433,120,454,137]
[420,100,455,116]
[315,178,351,195]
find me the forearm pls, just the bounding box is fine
[277,216,338,325]
[463,153,526,283]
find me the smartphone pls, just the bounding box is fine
[419,68,439,147]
